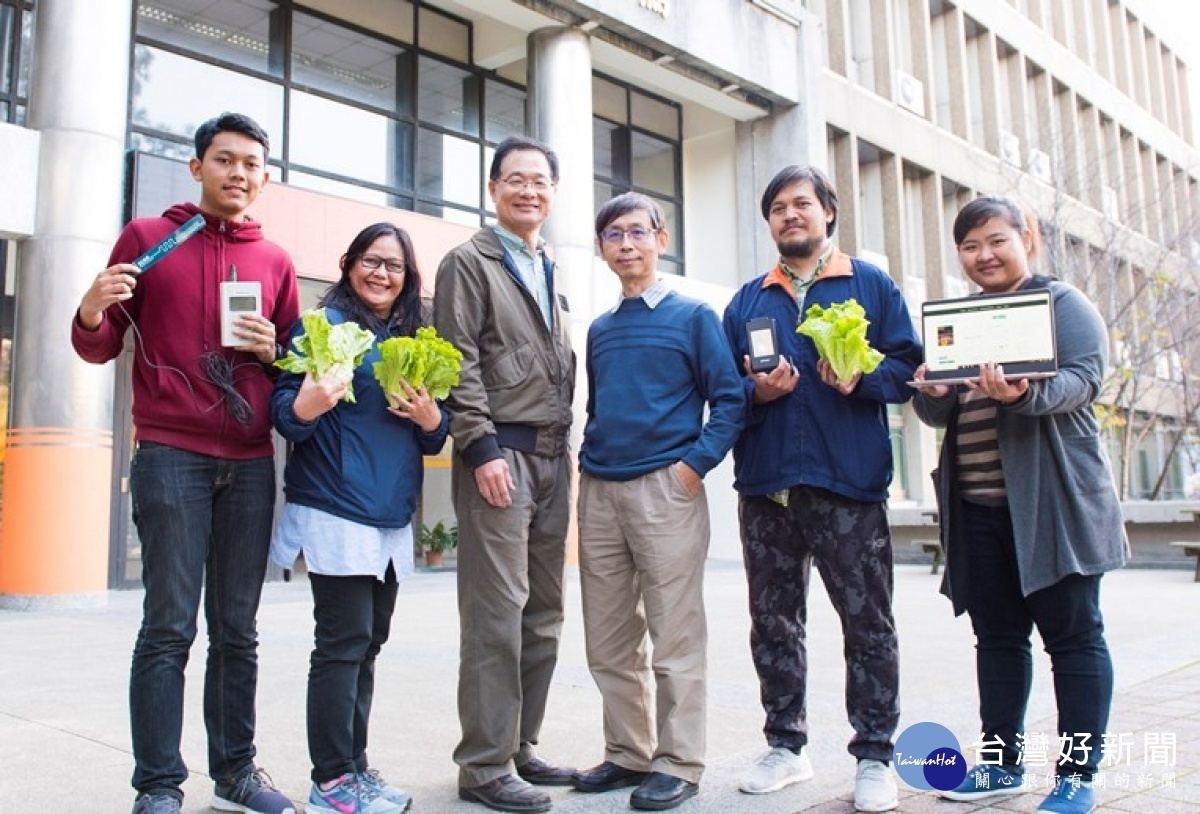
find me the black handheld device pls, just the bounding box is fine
[747,317,780,373]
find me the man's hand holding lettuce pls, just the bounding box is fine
[275,308,375,403]
[796,298,885,385]
[374,326,463,406]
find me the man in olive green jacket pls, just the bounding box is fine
[433,135,575,814]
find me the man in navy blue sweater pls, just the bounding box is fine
[569,192,745,811]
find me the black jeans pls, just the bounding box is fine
[129,443,276,796]
[961,501,1113,779]
[738,486,899,762]
[308,566,399,783]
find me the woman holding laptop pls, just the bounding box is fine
[912,197,1126,814]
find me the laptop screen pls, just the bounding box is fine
[921,289,1057,383]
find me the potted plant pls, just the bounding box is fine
[417,520,457,567]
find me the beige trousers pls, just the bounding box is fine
[577,467,710,783]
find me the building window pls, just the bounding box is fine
[0,0,32,124]
[591,75,685,275]
[130,0,524,226]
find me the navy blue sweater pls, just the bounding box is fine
[581,290,745,481]
[271,308,450,528]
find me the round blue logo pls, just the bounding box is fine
[893,722,967,791]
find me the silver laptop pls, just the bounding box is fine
[915,289,1057,386]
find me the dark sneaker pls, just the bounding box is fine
[213,766,296,814]
[938,763,1024,802]
[132,793,181,814]
[1037,775,1095,813]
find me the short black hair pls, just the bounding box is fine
[952,196,1026,246]
[594,192,666,235]
[489,135,559,182]
[760,165,839,236]
[194,112,270,162]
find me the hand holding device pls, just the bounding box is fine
[221,280,263,348]
[746,317,781,373]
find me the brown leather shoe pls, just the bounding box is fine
[516,756,577,786]
[458,774,552,813]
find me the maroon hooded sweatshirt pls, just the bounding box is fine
[72,203,300,459]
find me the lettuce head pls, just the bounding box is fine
[274,308,375,403]
[796,298,885,383]
[374,326,463,406]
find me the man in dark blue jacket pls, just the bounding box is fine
[721,165,921,813]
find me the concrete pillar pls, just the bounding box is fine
[0,0,131,608]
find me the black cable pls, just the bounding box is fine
[201,351,255,427]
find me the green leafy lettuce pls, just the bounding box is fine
[796,298,885,383]
[373,326,463,406]
[274,308,375,403]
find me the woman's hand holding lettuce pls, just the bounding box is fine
[374,326,463,407]
[275,308,375,403]
[796,298,884,384]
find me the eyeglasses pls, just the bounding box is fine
[498,175,555,192]
[599,227,659,245]
[359,254,405,275]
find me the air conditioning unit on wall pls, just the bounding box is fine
[895,71,925,116]
[999,131,1021,166]
[1028,148,1052,183]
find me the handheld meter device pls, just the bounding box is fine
[220,280,262,348]
[747,317,781,373]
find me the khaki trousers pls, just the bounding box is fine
[577,467,710,783]
[453,449,570,787]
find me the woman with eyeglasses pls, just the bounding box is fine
[270,222,449,814]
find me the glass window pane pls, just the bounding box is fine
[292,12,410,113]
[650,195,680,257]
[1,7,14,93]
[417,128,481,210]
[287,170,399,208]
[131,45,283,145]
[130,132,195,162]
[593,76,626,124]
[657,258,682,276]
[135,0,278,74]
[418,56,479,136]
[418,6,468,63]
[593,119,621,182]
[0,101,9,123]
[485,80,525,143]
[303,0,414,45]
[416,201,481,228]
[290,92,411,190]
[16,4,30,96]
[631,91,678,140]
[631,131,676,196]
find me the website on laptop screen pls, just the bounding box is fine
[921,289,1057,384]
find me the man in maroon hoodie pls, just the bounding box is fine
[72,113,300,814]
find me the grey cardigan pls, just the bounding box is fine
[914,277,1128,616]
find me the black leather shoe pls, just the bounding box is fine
[516,755,577,786]
[630,772,699,811]
[458,774,552,813]
[571,761,651,793]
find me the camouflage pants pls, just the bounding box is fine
[738,486,899,762]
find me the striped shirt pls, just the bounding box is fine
[955,389,1007,505]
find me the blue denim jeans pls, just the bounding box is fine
[961,501,1113,779]
[129,442,276,796]
[307,566,399,783]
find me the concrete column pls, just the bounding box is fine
[0,0,131,608]
[734,10,825,278]
[525,25,593,496]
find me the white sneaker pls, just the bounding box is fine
[854,760,898,812]
[739,747,814,794]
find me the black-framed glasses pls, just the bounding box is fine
[498,175,555,192]
[359,254,405,274]
[599,227,659,245]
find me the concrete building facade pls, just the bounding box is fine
[0,0,1196,606]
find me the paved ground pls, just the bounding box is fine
[1,561,1197,813]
